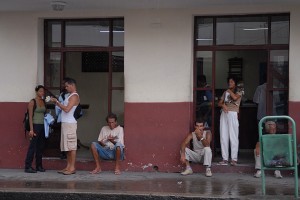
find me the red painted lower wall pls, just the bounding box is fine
[0,102,192,172]
[0,102,29,168]
[289,101,300,144]
[124,102,192,172]
[2,101,299,172]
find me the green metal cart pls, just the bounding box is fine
[259,115,298,198]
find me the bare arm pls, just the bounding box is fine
[218,98,228,113]
[227,89,241,101]
[55,94,79,113]
[180,133,192,163]
[28,100,36,137]
[201,130,211,147]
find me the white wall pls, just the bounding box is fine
[0,13,40,101]
[125,10,193,102]
[0,5,300,104]
[289,8,300,101]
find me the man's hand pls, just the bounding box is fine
[107,135,118,143]
[50,97,58,103]
[195,128,203,140]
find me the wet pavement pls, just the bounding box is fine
[0,169,298,200]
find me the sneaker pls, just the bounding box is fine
[217,160,228,166]
[181,168,193,175]
[24,167,37,173]
[230,160,237,166]
[254,170,261,178]
[274,170,283,178]
[205,168,212,177]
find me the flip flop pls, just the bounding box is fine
[89,169,101,174]
[63,170,76,175]
[114,170,121,175]
[57,169,67,174]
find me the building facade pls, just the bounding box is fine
[0,2,300,172]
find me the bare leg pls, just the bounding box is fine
[62,150,76,175]
[68,150,76,172]
[185,160,191,169]
[114,147,121,175]
[90,143,102,174]
[65,151,71,170]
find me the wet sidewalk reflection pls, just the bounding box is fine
[0,169,297,199]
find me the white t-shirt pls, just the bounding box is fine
[253,83,266,120]
[97,125,124,149]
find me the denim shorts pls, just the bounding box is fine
[92,142,124,160]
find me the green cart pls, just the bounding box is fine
[259,115,298,198]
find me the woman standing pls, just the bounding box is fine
[218,76,242,166]
[24,85,46,173]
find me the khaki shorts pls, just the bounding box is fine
[61,123,77,151]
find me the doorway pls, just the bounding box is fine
[43,19,124,158]
[194,14,289,163]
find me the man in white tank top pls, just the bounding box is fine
[51,78,80,175]
[180,119,212,177]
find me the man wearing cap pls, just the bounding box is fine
[254,121,283,178]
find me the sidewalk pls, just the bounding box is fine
[0,169,298,200]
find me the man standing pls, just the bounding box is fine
[51,78,80,175]
[180,119,212,177]
[253,82,267,123]
[90,113,124,175]
[55,78,70,159]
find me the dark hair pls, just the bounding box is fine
[35,85,45,92]
[227,76,238,85]
[65,78,76,85]
[194,118,205,126]
[106,113,118,122]
[198,75,207,84]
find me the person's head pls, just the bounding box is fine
[35,85,45,98]
[265,121,276,134]
[197,75,207,88]
[106,113,118,130]
[64,78,77,93]
[61,77,70,91]
[194,118,205,131]
[227,76,238,90]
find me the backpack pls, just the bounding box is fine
[73,103,83,120]
[23,99,36,137]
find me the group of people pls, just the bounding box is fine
[24,78,125,175]
[180,76,242,177]
[24,76,283,178]
[180,75,283,179]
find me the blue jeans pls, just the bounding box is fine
[92,142,124,160]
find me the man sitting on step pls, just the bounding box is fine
[180,119,212,177]
[254,120,283,178]
[90,113,124,175]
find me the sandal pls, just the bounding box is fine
[89,169,101,174]
[63,170,76,175]
[114,170,121,175]
[57,169,67,174]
